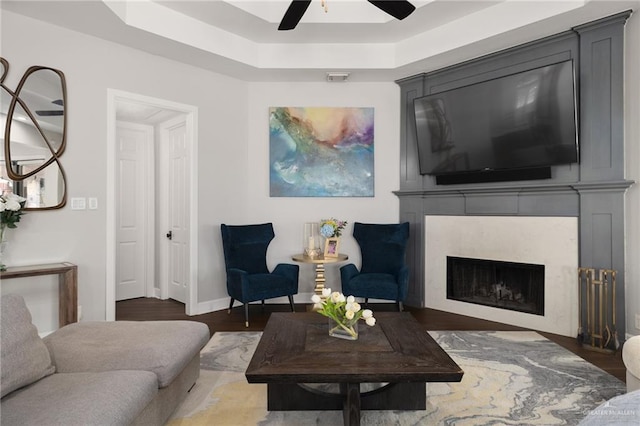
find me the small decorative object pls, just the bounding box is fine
[312,288,376,340]
[324,237,340,257]
[319,218,347,238]
[320,218,346,257]
[0,192,26,271]
[303,222,321,257]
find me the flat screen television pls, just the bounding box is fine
[413,59,578,184]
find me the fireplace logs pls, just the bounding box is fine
[447,257,544,316]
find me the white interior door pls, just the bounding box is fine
[115,122,154,301]
[161,117,189,303]
[107,90,198,320]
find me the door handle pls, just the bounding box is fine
[166,231,173,240]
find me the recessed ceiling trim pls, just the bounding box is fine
[103,0,592,72]
[397,0,587,67]
[4,0,636,82]
[103,0,595,72]
[105,0,261,66]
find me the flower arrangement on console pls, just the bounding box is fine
[0,192,26,241]
[312,288,376,339]
[319,218,347,238]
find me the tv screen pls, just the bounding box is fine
[413,60,578,179]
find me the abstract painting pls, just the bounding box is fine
[269,107,374,197]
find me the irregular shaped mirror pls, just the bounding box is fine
[1,58,67,209]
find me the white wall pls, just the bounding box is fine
[1,11,400,332]
[1,11,247,332]
[625,10,640,337]
[245,82,400,296]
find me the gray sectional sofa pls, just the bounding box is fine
[0,294,210,425]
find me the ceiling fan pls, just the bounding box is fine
[278,0,416,31]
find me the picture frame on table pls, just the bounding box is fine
[324,237,340,258]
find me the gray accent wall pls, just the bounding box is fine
[395,12,633,339]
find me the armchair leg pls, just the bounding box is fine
[364,298,369,307]
[244,303,250,328]
[228,298,235,314]
[398,301,404,312]
[288,295,295,312]
[261,300,265,312]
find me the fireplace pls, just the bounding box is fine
[447,256,544,316]
[423,215,579,337]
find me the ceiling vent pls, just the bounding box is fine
[326,72,350,82]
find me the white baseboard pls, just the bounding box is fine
[190,292,316,316]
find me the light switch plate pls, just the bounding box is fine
[88,198,98,210]
[71,197,86,210]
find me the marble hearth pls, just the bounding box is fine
[425,216,579,337]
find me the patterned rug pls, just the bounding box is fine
[166,331,625,426]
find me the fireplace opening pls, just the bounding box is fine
[447,256,545,316]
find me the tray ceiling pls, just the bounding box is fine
[2,0,638,81]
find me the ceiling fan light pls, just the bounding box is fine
[326,72,350,82]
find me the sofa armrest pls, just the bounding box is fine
[340,263,360,294]
[623,335,640,392]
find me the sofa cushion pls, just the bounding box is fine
[578,389,640,425]
[44,320,209,388]
[1,294,55,398]
[0,370,157,426]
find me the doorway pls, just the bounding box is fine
[106,90,198,320]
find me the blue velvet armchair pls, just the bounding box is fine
[340,222,410,311]
[220,223,299,327]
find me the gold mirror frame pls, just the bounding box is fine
[1,57,67,210]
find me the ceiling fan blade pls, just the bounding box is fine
[35,110,63,116]
[278,0,312,31]
[367,0,416,20]
[36,99,64,116]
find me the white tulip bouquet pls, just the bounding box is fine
[312,288,376,339]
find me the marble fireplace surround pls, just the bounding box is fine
[425,216,579,337]
[394,12,634,338]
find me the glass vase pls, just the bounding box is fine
[0,236,7,272]
[303,222,321,258]
[328,317,358,340]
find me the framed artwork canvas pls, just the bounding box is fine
[269,107,374,197]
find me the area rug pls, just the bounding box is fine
[166,331,626,426]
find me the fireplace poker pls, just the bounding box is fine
[603,271,612,349]
[612,270,620,350]
[577,268,586,344]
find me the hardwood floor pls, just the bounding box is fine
[116,297,627,383]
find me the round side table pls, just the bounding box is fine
[292,253,348,295]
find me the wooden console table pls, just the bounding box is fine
[1,262,78,327]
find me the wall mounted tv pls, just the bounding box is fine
[413,59,578,184]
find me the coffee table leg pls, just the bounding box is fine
[341,383,361,426]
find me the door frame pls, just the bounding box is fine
[106,89,198,320]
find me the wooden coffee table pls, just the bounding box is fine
[245,312,463,425]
